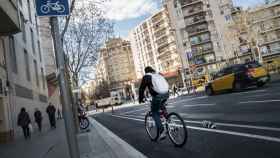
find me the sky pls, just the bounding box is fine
[106,0,265,38]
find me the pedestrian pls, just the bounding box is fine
[131,93,135,103]
[57,108,62,120]
[17,108,31,140]
[173,85,179,96]
[34,108,43,132]
[46,103,56,129]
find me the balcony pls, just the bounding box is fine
[191,38,211,46]
[260,25,280,34]
[187,27,209,37]
[192,48,214,57]
[0,0,20,35]
[182,5,205,18]
[251,11,280,24]
[185,16,207,27]
[181,0,203,8]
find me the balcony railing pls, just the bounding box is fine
[183,5,205,18]
[187,27,209,36]
[192,48,214,57]
[185,16,207,27]
[181,0,203,8]
[191,38,211,46]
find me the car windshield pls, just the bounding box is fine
[245,62,261,69]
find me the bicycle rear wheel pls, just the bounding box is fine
[145,112,159,141]
[166,112,188,147]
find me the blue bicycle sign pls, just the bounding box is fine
[36,0,69,16]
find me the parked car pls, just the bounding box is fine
[205,61,270,95]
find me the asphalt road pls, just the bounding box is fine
[93,82,280,158]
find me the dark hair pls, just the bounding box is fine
[21,108,26,112]
[144,66,155,73]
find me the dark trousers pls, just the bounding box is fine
[151,93,169,132]
[22,126,30,139]
[48,115,56,128]
[36,121,42,132]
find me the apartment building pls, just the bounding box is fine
[247,1,280,64]
[226,7,254,63]
[0,0,21,143]
[95,50,108,84]
[165,0,235,82]
[99,38,136,97]
[129,8,182,85]
[39,17,61,109]
[0,0,48,142]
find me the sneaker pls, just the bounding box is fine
[159,127,167,140]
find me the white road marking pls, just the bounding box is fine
[239,100,280,104]
[121,114,280,132]
[167,105,175,108]
[122,107,149,115]
[184,103,216,107]
[89,118,148,158]
[246,93,270,98]
[233,89,267,95]
[111,114,280,143]
[169,96,208,105]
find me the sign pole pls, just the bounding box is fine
[50,17,80,158]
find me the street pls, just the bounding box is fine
[93,82,280,158]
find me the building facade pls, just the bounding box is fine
[38,17,61,109]
[99,38,136,98]
[129,8,182,85]
[0,0,21,143]
[247,1,280,65]
[165,0,235,83]
[0,0,48,142]
[227,7,254,64]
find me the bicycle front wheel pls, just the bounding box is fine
[145,112,159,141]
[166,112,188,147]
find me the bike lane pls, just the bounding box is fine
[93,114,280,158]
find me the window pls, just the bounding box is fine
[38,41,42,61]
[225,15,231,21]
[41,68,46,89]
[19,0,22,6]
[27,0,32,22]
[0,39,6,67]
[9,37,18,73]
[20,13,26,42]
[33,60,39,87]
[30,28,36,54]
[24,50,31,81]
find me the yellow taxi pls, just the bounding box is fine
[205,61,270,95]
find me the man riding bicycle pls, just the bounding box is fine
[139,66,170,140]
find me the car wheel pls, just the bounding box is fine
[257,82,265,88]
[233,82,243,92]
[205,86,213,96]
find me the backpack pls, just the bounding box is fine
[147,73,169,94]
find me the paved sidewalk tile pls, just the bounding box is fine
[0,120,70,158]
[79,117,147,158]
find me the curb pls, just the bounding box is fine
[88,118,147,158]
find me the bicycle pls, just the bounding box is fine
[144,102,188,147]
[41,1,65,14]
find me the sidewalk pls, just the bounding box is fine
[80,118,147,158]
[0,118,147,158]
[0,120,70,158]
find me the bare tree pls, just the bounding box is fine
[62,1,113,86]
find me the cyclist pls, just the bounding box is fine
[139,66,169,140]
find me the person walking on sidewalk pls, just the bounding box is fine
[34,108,43,132]
[57,108,62,120]
[17,108,31,140]
[46,103,56,129]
